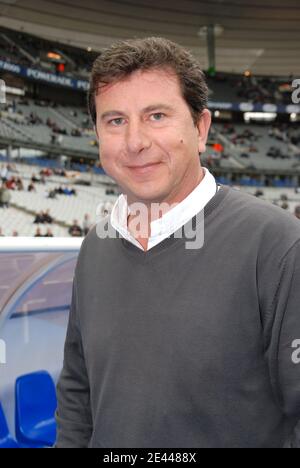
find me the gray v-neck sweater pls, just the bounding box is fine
[56,185,300,448]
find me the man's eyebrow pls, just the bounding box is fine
[99,110,126,120]
[142,104,174,113]
[99,104,174,121]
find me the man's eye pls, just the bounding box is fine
[109,118,124,126]
[150,113,165,121]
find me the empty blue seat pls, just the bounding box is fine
[15,371,57,448]
[0,402,19,448]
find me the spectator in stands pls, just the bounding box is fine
[34,211,44,224]
[33,210,52,224]
[28,112,37,125]
[44,209,53,224]
[16,177,24,191]
[28,182,36,192]
[294,206,300,220]
[71,128,82,137]
[62,186,76,196]
[56,186,64,195]
[12,230,18,236]
[40,168,53,177]
[0,227,4,236]
[45,228,54,237]
[68,219,83,237]
[34,227,43,237]
[0,185,11,208]
[54,168,67,177]
[5,177,17,190]
[82,214,92,236]
[47,189,57,199]
[0,165,8,182]
[31,173,40,183]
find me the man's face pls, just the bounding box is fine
[95,68,211,206]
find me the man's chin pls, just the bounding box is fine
[125,187,173,207]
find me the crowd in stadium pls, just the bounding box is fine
[234,74,294,105]
[2,98,92,144]
[217,122,300,160]
[0,162,110,237]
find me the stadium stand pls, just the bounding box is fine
[0,26,97,79]
[207,74,295,105]
[0,160,117,237]
[211,123,300,171]
[1,98,98,157]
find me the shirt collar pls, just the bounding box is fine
[110,167,217,248]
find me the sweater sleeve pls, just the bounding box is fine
[55,275,93,448]
[267,239,300,448]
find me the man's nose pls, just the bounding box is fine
[125,121,151,154]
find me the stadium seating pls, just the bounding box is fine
[0,403,19,448]
[211,123,300,171]
[1,98,98,157]
[15,371,57,448]
[0,26,96,79]
[0,158,117,236]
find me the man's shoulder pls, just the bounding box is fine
[224,185,300,248]
[77,216,119,257]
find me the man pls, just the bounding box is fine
[0,184,11,208]
[68,219,83,237]
[294,205,300,220]
[56,37,300,448]
[82,213,92,236]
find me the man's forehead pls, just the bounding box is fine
[96,68,180,96]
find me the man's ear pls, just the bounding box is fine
[196,109,211,154]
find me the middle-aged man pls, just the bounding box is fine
[56,37,300,448]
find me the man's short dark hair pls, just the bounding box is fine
[88,37,208,127]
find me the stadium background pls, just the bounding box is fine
[0,0,299,448]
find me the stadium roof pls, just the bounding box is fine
[0,0,299,77]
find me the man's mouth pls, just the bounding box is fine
[127,162,162,173]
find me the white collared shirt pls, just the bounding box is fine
[110,167,218,251]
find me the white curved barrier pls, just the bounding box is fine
[0,238,81,439]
